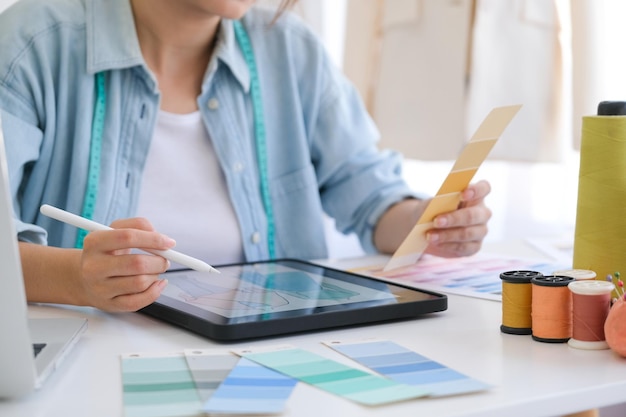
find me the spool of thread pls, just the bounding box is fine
[531,275,575,343]
[573,101,626,281]
[553,269,596,281]
[567,280,614,350]
[500,270,541,335]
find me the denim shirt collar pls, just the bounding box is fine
[85,0,250,93]
[215,19,251,93]
[86,0,143,74]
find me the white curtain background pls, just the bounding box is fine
[0,0,16,11]
[340,0,626,163]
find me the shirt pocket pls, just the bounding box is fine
[271,164,318,198]
[270,164,327,259]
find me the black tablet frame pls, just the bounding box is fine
[139,258,447,341]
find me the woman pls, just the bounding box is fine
[0,0,491,312]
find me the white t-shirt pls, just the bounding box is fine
[136,110,244,267]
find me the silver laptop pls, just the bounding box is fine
[0,113,87,399]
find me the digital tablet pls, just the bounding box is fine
[140,258,447,341]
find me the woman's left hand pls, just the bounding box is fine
[424,180,492,258]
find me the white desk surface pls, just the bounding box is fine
[3,248,626,417]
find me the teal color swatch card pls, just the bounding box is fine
[324,339,491,397]
[121,352,203,417]
[234,344,428,406]
[202,357,297,414]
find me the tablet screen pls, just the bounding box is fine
[141,259,446,340]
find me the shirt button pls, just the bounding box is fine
[207,98,219,110]
[251,232,261,244]
[233,162,244,172]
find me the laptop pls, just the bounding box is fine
[0,112,87,399]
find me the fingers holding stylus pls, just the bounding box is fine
[78,217,174,312]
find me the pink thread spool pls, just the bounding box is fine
[567,280,614,350]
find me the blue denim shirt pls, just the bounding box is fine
[0,0,418,261]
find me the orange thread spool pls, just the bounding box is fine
[500,270,541,335]
[531,275,575,343]
[567,280,614,350]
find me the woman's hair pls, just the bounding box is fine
[278,0,298,12]
[273,0,298,21]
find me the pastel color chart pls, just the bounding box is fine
[324,340,491,397]
[121,353,202,417]
[384,104,522,272]
[183,349,240,402]
[235,345,428,406]
[201,357,297,414]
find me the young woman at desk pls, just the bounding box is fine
[0,0,491,312]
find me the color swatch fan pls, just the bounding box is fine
[384,105,522,272]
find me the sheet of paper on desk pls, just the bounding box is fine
[384,104,522,272]
[324,339,491,397]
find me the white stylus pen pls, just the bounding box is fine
[40,204,219,274]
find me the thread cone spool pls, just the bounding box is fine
[567,280,614,350]
[573,101,626,281]
[500,271,541,335]
[531,275,575,343]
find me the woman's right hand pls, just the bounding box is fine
[20,217,175,313]
[78,217,175,312]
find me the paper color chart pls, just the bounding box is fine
[384,104,522,272]
[183,349,240,402]
[121,353,203,417]
[201,357,297,414]
[352,252,570,301]
[235,345,428,406]
[325,340,491,397]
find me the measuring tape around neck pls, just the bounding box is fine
[233,20,276,259]
[75,71,106,249]
[78,22,276,259]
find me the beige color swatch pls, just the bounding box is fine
[383,105,522,272]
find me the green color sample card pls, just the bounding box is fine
[235,345,428,406]
[121,352,203,417]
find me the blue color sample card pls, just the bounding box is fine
[324,339,491,397]
[202,357,297,414]
[121,352,203,417]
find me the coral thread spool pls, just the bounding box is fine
[500,271,541,335]
[567,280,614,350]
[531,275,575,343]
